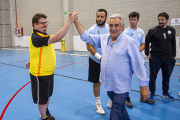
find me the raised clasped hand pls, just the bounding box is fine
[69,10,78,23]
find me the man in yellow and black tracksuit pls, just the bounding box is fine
[26,12,78,120]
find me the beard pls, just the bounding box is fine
[159,23,165,27]
[96,20,106,26]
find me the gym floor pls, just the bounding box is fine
[0,47,180,120]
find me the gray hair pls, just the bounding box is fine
[109,14,125,27]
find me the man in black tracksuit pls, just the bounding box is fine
[145,12,176,101]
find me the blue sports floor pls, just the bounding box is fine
[0,47,180,120]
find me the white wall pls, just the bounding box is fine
[73,36,87,51]
[53,42,61,50]
[15,36,30,47]
[11,0,180,55]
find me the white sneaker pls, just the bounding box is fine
[107,99,112,108]
[94,103,105,114]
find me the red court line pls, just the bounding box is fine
[56,60,88,65]
[55,64,74,70]
[0,60,29,67]
[0,81,31,120]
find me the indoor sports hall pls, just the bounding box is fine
[0,0,180,120]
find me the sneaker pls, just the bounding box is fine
[140,98,155,104]
[40,115,55,120]
[107,99,112,108]
[41,118,47,120]
[125,96,133,108]
[46,109,55,120]
[41,119,47,120]
[161,93,175,101]
[94,103,105,114]
[149,93,155,100]
[40,109,55,120]
[46,116,55,120]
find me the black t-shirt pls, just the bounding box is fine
[145,26,176,58]
[31,29,51,47]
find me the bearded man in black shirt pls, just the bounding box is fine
[145,12,176,101]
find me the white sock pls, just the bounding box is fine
[95,97,100,104]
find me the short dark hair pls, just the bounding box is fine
[128,12,139,19]
[158,12,169,20]
[32,13,47,27]
[97,9,107,17]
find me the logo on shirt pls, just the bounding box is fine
[131,33,133,36]
[138,32,141,36]
[97,31,100,34]
[168,30,171,34]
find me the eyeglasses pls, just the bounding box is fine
[38,21,49,25]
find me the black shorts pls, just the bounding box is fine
[88,57,100,83]
[30,73,54,104]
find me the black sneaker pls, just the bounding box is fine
[41,116,55,120]
[41,118,47,120]
[46,109,55,120]
[125,96,133,108]
[46,116,55,120]
[140,98,155,104]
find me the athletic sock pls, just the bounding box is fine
[95,97,100,104]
